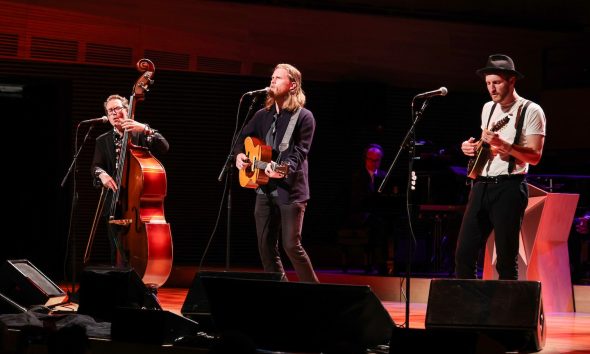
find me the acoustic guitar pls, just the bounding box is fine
[239,136,289,189]
[466,116,510,179]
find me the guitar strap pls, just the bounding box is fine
[479,103,498,176]
[276,107,302,162]
[508,100,531,174]
[485,103,498,129]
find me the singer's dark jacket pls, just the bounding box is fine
[234,105,315,204]
[90,129,169,215]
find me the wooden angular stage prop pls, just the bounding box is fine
[199,275,394,353]
[426,279,545,353]
[483,184,578,312]
[0,259,67,308]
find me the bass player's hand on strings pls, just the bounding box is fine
[120,118,148,134]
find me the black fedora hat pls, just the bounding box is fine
[476,54,524,79]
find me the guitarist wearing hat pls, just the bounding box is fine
[455,54,546,280]
[235,63,319,283]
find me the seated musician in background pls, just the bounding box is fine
[455,54,546,280]
[90,94,169,266]
[234,63,319,283]
[345,143,392,275]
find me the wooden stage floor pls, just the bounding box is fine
[4,269,590,353]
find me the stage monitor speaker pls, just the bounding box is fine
[200,276,394,353]
[0,292,27,314]
[111,307,200,345]
[425,279,545,352]
[0,259,67,308]
[389,327,505,354]
[77,266,160,322]
[181,270,285,324]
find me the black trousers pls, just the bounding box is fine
[254,193,319,283]
[455,177,528,280]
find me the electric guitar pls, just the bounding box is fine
[239,136,289,189]
[466,116,510,179]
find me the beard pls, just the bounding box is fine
[491,91,507,103]
[268,87,276,98]
[269,86,292,100]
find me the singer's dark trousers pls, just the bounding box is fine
[455,177,528,280]
[254,193,319,283]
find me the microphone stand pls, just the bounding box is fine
[60,123,96,299]
[61,124,95,188]
[379,98,430,328]
[216,95,262,270]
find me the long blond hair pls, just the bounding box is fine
[265,63,306,112]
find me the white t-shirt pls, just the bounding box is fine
[480,97,546,177]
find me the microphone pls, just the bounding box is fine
[244,87,270,96]
[78,116,108,125]
[414,87,448,99]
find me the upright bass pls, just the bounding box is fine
[107,59,173,289]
